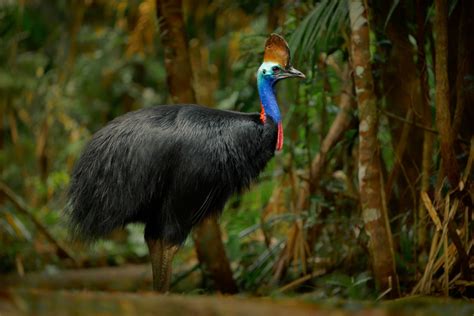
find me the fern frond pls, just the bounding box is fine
[290,0,349,64]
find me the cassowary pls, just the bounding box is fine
[67,34,304,292]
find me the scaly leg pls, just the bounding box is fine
[146,238,179,292]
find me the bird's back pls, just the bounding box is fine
[67,105,277,244]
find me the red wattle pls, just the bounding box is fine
[260,107,266,123]
[276,121,283,151]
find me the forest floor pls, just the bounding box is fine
[1,288,473,316]
[1,266,473,316]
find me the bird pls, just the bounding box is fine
[67,34,305,292]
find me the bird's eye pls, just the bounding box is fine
[272,66,280,73]
[262,69,266,74]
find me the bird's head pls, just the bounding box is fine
[257,34,305,85]
[256,34,305,151]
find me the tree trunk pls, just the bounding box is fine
[415,0,433,253]
[156,0,195,104]
[267,0,285,32]
[452,0,474,141]
[434,0,460,187]
[156,0,237,294]
[192,217,238,293]
[376,1,423,215]
[347,0,400,297]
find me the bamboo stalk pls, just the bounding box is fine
[277,269,326,293]
[416,230,440,294]
[443,196,449,295]
[415,0,435,254]
[434,0,460,186]
[421,192,442,231]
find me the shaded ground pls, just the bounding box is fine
[1,265,153,292]
[1,266,473,315]
[1,288,473,316]
[0,264,202,293]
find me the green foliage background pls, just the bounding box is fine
[1,0,472,299]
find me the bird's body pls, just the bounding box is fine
[67,34,304,292]
[68,104,277,245]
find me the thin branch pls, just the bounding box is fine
[277,269,326,293]
[0,181,78,265]
[380,109,470,145]
[379,109,437,134]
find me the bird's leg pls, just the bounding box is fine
[146,238,179,292]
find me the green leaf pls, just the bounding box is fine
[384,0,400,30]
[290,0,349,66]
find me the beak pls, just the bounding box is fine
[277,66,306,80]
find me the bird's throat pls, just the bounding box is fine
[258,78,283,151]
[260,104,283,151]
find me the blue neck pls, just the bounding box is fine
[257,75,281,123]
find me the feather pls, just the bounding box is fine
[67,105,278,245]
[191,186,217,225]
[263,33,290,67]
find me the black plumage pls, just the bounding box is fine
[68,105,277,245]
[67,34,304,292]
